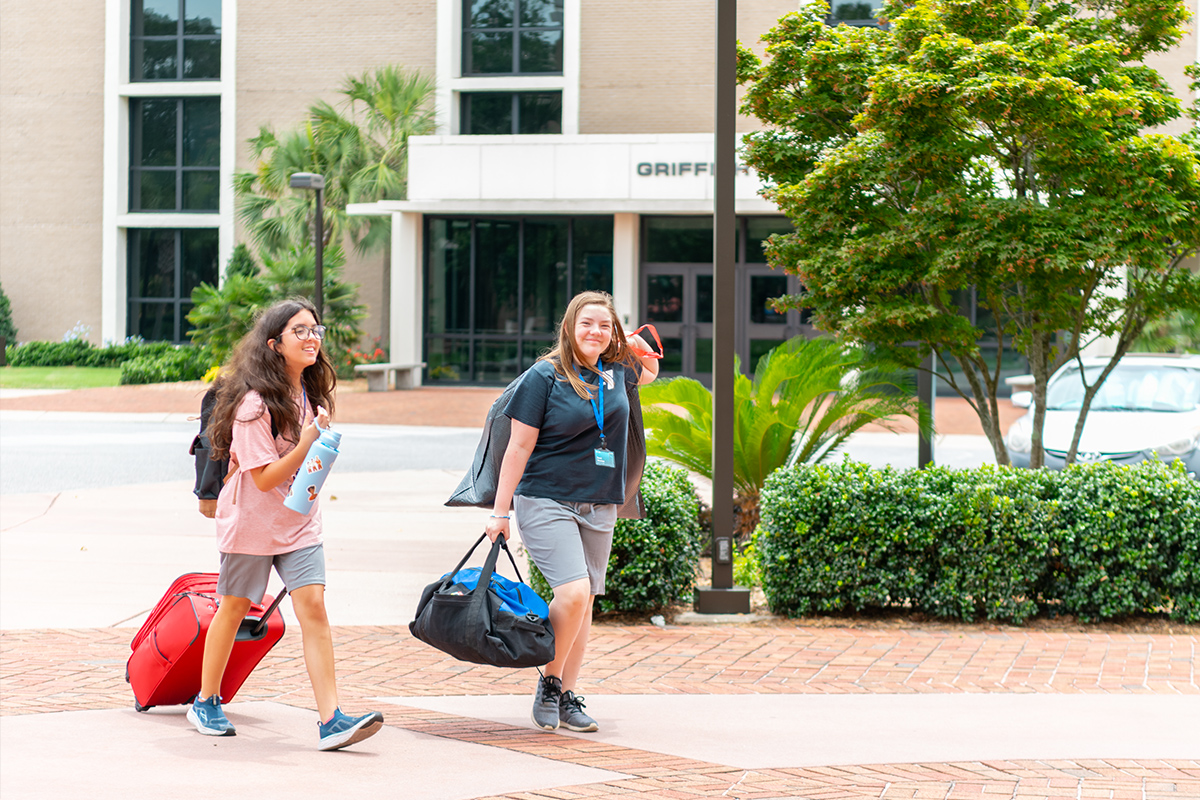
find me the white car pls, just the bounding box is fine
[1005,353,1200,475]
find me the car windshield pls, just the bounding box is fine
[1045,364,1200,412]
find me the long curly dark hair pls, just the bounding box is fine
[207,297,337,461]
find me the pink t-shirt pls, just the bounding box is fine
[214,390,322,556]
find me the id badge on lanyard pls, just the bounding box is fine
[585,361,615,469]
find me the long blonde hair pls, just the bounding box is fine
[541,291,639,400]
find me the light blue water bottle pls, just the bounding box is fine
[284,426,342,514]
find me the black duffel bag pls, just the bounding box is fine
[409,533,555,669]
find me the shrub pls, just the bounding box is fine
[188,244,367,364]
[335,338,389,380]
[755,459,1199,623]
[226,243,259,279]
[7,339,95,367]
[1049,460,1200,621]
[917,467,1056,623]
[757,461,936,617]
[0,282,16,343]
[6,339,175,368]
[528,460,707,614]
[120,345,217,384]
[732,530,763,589]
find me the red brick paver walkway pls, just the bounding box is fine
[4,624,1197,799]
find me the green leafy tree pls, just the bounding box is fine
[640,336,930,536]
[225,243,259,279]
[0,282,17,343]
[188,245,366,363]
[738,0,1200,468]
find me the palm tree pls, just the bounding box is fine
[640,336,932,537]
[233,66,435,345]
[322,66,437,341]
[234,121,360,254]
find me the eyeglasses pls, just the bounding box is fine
[286,324,326,341]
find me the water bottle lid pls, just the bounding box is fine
[318,426,342,449]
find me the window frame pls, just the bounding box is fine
[130,0,222,82]
[126,227,219,343]
[423,215,614,384]
[459,90,563,135]
[128,96,221,213]
[461,0,564,77]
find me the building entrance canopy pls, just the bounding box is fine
[346,134,787,387]
[347,133,781,216]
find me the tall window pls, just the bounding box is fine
[460,92,562,135]
[127,228,218,342]
[131,0,221,81]
[129,97,220,212]
[425,216,613,383]
[463,0,563,75]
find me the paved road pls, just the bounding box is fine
[0,412,481,494]
[0,412,997,495]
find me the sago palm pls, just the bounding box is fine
[640,335,931,536]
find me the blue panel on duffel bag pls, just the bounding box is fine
[445,567,551,619]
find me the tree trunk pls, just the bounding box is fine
[733,492,760,542]
[947,349,1012,465]
[1027,331,1052,469]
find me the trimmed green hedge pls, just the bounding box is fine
[757,460,1199,623]
[5,339,216,384]
[529,459,707,614]
[6,339,175,368]
[119,345,216,384]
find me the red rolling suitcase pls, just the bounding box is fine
[126,572,286,711]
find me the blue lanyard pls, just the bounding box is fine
[581,360,605,446]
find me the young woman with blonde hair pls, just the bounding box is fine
[485,290,659,732]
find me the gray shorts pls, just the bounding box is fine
[217,543,325,603]
[514,495,616,595]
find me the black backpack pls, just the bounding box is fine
[190,386,277,506]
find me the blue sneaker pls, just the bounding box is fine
[317,708,384,751]
[188,694,236,736]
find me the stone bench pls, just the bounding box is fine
[354,362,426,391]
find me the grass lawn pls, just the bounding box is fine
[0,366,123,390]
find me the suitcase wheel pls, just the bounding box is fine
[134,701,150,712]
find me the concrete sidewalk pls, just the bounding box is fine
[0,391,1197,799]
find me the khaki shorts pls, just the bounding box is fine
[217,543,325,603]
[514,496,616,595]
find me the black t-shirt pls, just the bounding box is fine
[505,358,639,504]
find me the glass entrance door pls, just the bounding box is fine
[643,264,714,383]
[641,216,813,385]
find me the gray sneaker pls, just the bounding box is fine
[558,690,598,732]
[531,674,562,730]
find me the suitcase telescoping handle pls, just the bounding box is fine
[250,588,288,638]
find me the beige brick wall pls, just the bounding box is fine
[0,0,106,343]
[235,0,437,343]
[578,0,798,134]
[1145,13,1197,138]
